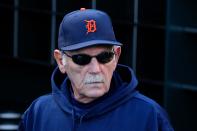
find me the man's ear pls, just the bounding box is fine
[54,49,66,74]
[114,46,121,62]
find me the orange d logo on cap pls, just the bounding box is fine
[85,20,97,34]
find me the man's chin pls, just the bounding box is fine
[85,90,106,99]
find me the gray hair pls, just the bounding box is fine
[61,53,67,66]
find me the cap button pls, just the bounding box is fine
[80,8,86,11]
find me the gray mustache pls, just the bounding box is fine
[84,74,104,84]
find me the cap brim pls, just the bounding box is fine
[60,40,122,51]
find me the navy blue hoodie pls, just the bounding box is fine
[19,64,174,131]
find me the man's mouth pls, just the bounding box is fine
[85,81,104,84]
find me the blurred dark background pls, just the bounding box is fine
[0,0,196,131]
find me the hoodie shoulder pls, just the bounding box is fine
[21,94,54,117]
[32,94,54,108]
[133,93,174,131]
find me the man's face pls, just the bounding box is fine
[60,46,121,103]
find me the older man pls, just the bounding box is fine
[19,8,174,131]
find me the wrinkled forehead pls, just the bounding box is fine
[66,45,114,54]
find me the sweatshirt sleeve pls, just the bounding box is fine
[17,98,39,131]
[18,116,25,131]
[156,105,174,131]
[17,107,32,131]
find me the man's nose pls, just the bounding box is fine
[88,58,101,73]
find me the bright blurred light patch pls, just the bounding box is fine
[0,124,18,130]
[0,112,21,119]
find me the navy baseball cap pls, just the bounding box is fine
[58,8,122,51]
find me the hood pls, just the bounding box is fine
[51,64,138,118]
